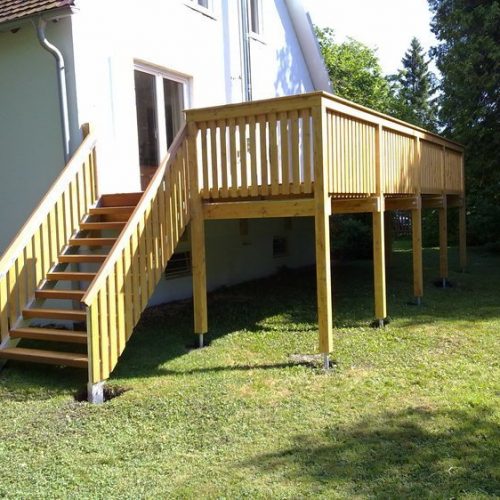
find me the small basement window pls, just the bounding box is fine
[165,251,192,279]
[273,237,287,258]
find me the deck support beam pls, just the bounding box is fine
[189,123,208,338]
[372,201,387,323]
[411,207,423,302]
[459,205,467,271]
[439,196,448,284]
[313,104,333,356]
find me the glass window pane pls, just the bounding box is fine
[163,78,185,148]
[134,70,159,167]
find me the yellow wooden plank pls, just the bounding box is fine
[123,247,134,336]
[200,122,209,199]
[88,302,102,384]
[130,234,141,328]
[25,238,36,302]
[248,115,258,196]
[301,108,312,193]
[439,198,448,279]
[98,290,110,380]
[151,193,161,283]
[229,118,238,197]
[138,216,148,310]
[238,117,248,197]
[372,207,387,320]
[0,277,9,343]
[312,102,333,353]
[33,231,43,286]
[279,112,290,193]
[115,253,126,353]
[17,252,27,315]
[209,120,219,195]
[219,120,228,198]
[290,110,300,194]
[107,274,117,368]
[269,113,279,195]
[7,267,17,328]
[258,114,269,196]
[411,207,423,298]
[203,199,315,219]
[459,205,467,271]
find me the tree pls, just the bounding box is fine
[428,0,500,245]
[315,27,396,114]
[391,37,438,130]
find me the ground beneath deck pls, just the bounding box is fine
[0,245,498,498]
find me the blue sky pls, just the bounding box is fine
[303,0,438,75]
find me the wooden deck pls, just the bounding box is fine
[0,92,465,400]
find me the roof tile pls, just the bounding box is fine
[0,0,74,25]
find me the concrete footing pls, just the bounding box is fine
[87,381,104,404]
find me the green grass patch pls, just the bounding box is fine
[0,247,498,498]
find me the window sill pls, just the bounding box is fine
[249,32,266,45]
[185,2,218,20]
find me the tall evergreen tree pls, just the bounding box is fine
[428,0,500,244]
[392,37,437,130]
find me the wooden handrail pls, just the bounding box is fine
[82,126,187,306]
[0,131,97,278]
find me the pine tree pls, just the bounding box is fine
[392,37,437,130]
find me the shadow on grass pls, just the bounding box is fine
[241,406,500,497]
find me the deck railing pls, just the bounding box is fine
[186,92,464,199]
[82,127,190,383]
[0,127,98,345]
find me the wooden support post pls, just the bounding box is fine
[313,101,333,355]
[411,206,423,302]
[188,123,208,338]
[439,196,448,284]
[373,201,387,323]
[459,205,467,271]
[373,124,387,325]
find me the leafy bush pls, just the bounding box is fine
[331,215,372,260]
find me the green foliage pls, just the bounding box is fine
[428,0,500,244]
[331,215,373,259]
[315,27,396,113]
[390,37,438,130]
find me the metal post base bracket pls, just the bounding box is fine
[87,381,105,404]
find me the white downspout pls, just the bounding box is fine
[240,0,252,101]
[34,17,71,162]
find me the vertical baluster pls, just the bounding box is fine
[238,117,248,197]
[302,109,312,193]
[279,112,290,194]
[219,120,228,198]
[209,121,219,197]
[258,114,268,195]
[228,118,238,197]
[116,253,126,353]
[0,277,9,342]
[107,273,117,368]
[200,122,209,199]
[269,113,279,195]
[248,116,258,196]
[98,289,110,380]
[291,110,300,195]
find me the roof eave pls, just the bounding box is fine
[0,5,76,32]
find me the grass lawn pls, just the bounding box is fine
[0,246,498,498]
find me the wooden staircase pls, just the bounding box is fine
[0,193,141,369]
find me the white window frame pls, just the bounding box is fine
[134,62,191,162]
[247,0,263,37]
[185,0,217,20]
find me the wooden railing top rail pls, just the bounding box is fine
[185,91,463,153]
[0,130,97,278]
[81,126,188,307]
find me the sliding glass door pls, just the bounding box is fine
[134,67,188,189]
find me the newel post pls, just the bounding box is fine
[312,99,333,366]
[188,122,208,346]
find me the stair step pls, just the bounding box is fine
[68,237,116,247]
[23,308,86,321]
[80,222,126,231]
[0,347,87,368]
[47,271,96,281]
[58,254,108,263]
[89,206,135,216]
[10,327,87,344]
[35,289,85,300]
[100,193,142,207]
